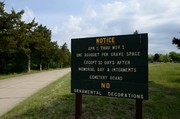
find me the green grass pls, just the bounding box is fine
[0,68,63,80]
[1,63,180,119]
[0,70,41,80]
[146,63,180,119]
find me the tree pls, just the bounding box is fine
[60,43,71,67]
[148,54,154,63]
[172,37,180,49]
[0,1,71,73]
[163,54,171,62]
[154,53,160,62]
[15,19,37,72]
[48,41,61,68]
[169,51,180,62]
[33,24,52,71]
[0,2,38,73]
[159,54,171,62]
[159,54,164,62]
[0,2,24,73]
[133,30,138,34]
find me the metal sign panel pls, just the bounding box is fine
[71,34,148,100]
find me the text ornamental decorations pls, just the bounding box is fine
[71,34,148,100]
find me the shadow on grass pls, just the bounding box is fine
[168,77,180,83]
[1,94,75,119]
[144,81,180,119]
[1,82,180,119]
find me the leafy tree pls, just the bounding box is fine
[48,41,61,68]
[154,53,160,62]
[33,24,52,71]
[148,54,154,63]
[0,2,71,73]
[159,54,164,62]
[133,30,138,34]
[0,2,24,73]
[16,19,37,72]
[163,54,171,62]
[159,54,171,62]
[169,51,180,62]
[0,1,38,73]
[60,43,71,67]
[172,37,180,49]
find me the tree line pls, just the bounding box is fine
[148,51,180,63]
[0,2,70,74]
[149,34,180,63]
[133,30,180,63]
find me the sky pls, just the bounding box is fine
[3,0,180,54]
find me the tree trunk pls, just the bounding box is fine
[28,55,31,72]
[47,63,49,69]
[40,62,42,71]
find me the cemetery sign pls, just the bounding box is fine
[71,34,148,100]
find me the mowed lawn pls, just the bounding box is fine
[1,63,180,119]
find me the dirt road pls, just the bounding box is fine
[0,68,70,117]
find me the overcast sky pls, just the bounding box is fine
[4,0,180,54]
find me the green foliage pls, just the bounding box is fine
[0,70,41,80]
[149,52,180,63]
[154,53,160,62]
[0,2,70,74]
[169,51,180,62]
[0,2,25,73]
[159,54,171,62]
[60,43,71,67]
[148,54,154,63]
[172,37,180,49]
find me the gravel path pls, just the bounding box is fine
[0,68,70,117]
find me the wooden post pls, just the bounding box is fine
[75,93,82,119]
[136,99,143,119]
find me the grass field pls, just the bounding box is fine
[1,63,180,119]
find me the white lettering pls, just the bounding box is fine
[74,89,102,96]
[78,67,95,72]
[111,52,124,56]
[126,51,140,56]
[100,46,111,50]
[112,45,121,50]
[110,76,123,80]
[108,92,144,99]
[101,52,109,57]
[116,60,130,65]
[84,60,97,65]
[111,68,136,72]
[88,46,95,51]
[104,61,115,65]
[76,53,82,57]
[84,53,100,57]
[97,68,105,72]
[90,75,108,80]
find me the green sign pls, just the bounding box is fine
[71,34,148,100]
